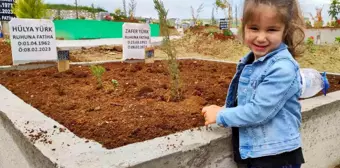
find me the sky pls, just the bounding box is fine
[45,0,334,22]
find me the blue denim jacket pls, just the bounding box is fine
[216,43,303,159]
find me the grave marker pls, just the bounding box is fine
[122,23,151,61]
[145,46,154,63]
[9,18,57,65]
[219,18,228,30]
[57,49,70,72]
[0,0,16,21]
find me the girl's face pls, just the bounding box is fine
[244,4,285,59]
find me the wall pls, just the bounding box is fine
[0,59,339,168]
[0,112,56,168]
[48,9,99,20]
[304,28,340,44]
[54,20,160,40]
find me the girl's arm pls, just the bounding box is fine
[216,59,300,128]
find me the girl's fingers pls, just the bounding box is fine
[201,107,208,116]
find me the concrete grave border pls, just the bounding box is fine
[1,58,340,168]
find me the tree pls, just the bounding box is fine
[12,0,48,19]
[191,3,204,25]
[122,0,127,17]
[328,0,340,20]
[153,0,182,102]
[112,8,127,21]
[128,0,137,18]
[211,7,216,25]
[215,0,232,28]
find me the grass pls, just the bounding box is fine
[297,44,340,73]
[171,31,340,73]
[65,28,340,73]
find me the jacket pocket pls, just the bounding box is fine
[238,77,250,105]
[239,76,250,84]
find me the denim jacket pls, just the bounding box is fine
[216,43,303,159]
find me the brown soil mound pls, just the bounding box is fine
[0,40,12,65]
[0,60,339,150]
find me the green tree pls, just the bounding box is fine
[12,0,48,19]
[211,7,216,25]
[153,0,182,101]
[111,8,127,21]
[114,8,122,15]
[328,0,340,20]
[128,0,137,18]
[122,0,127,17]
[215,0,232,28]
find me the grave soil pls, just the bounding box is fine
[0,60,340,149]
[0,40,13,65]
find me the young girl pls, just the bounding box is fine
[202,0,306,168]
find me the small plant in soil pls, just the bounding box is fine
[153,0,183,101]
[4,38,11,45]
[89,65,106,89]
[111,79,119,89]
[335,37,340,44]
[223,29,233,36]
[306,36,316,53]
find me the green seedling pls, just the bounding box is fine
[89,65,106,89]
[4,39,11,45]
[111,79,119,89]
[335,37,340,44]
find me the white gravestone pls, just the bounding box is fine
[122,23,151,60]
[9,18,57,65]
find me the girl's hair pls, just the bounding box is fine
[241,0,305,57]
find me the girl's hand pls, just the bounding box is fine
[201,105,223,126]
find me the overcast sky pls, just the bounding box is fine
[45,0,333,22]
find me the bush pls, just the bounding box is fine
[54,16,63,20]
[306,36,316,53]
[314,21,324,28]
[223,29,233,36]
[305,20,312,28]
[306,36,314,45]
[90,65,106,89]
[12,0,48,19]
[104,15,112,21]
[335,37,340,44]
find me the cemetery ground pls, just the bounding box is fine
[1,30,340,72]
[1,27,340,167]
[1,58,340,150]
